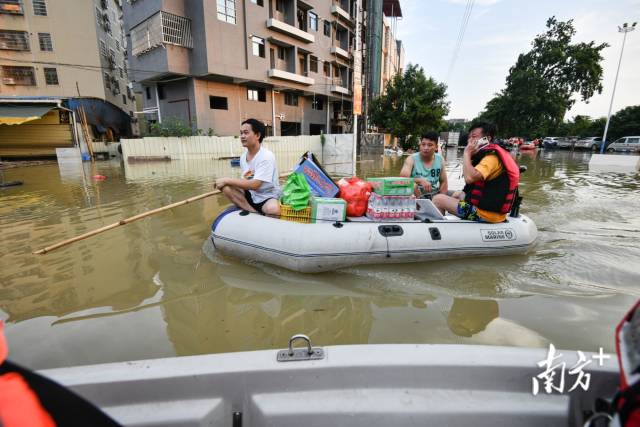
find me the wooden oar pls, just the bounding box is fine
[34,172,294,255]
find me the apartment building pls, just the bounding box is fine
[0,0,133,115]
[124,0,358,136]
[380,14,404,94]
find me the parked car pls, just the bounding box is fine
[557,136,578,149]
[606,136,640,153]
[542,137,562,149]
[574,137,607,151]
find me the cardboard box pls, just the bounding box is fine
[294,153,339,198]
[311,197,346,223]
[367,177,414,196]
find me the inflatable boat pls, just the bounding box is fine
[210,201,538,273]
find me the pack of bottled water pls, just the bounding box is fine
[366,193,416,221]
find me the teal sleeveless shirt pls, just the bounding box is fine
[411,152,443,193]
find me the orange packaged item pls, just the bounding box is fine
[338,177,372,217]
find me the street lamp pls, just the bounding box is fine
[601,22,637,154]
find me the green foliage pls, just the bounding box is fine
[476,17,608,137]
[369,64,450,150]
[148,117,209,137]
[607,106,640,141]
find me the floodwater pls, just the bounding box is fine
[1,148,638,370]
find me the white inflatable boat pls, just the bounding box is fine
[210,200,538,273]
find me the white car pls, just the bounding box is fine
[607,136,640,153]
[574,137,603,151]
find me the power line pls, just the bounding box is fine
[446,0,475,83]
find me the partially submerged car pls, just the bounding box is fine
[607,136,640,153]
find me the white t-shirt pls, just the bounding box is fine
[240,146,281,203]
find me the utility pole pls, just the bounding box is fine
[601,22,636,154]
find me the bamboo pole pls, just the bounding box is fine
[34,172,294,255]
[33,189,222,255]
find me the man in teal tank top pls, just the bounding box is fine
[400,131,449,198]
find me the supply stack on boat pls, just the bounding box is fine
[211,154,538,273]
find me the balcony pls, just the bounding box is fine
[330,84,351,95]
[330,46,350,60]
[268,68,314,85]
[0,0,23,15]
[266,18,314,43]
[131,11,193,56]
[330,4,351,21]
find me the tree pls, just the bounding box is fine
[608,106,640,141]
[476,17,608,137]
[369,64,449,149]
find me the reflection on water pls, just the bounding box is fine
[1,148,639,369]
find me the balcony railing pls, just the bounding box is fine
[268,68,314,85]
[266,18,314,43]
[131,11,193,56]
[330,46,350,60]
[330,4,350,21]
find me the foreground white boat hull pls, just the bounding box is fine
[41,343,617,427]
[210,209,538,273]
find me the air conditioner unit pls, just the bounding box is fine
[2,78,16,85]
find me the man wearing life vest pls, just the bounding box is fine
[433,122,519,223]
[399,131,449,198]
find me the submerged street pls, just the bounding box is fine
[1,148,638,370]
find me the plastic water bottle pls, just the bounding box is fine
[381,197,389,219]
[373,195,382,220]
[402,197,410,219]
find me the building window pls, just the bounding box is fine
[250,0,263,5]
[38,33,53,51]
[210,96,228,110]
[323,61,330,77]
[95,7,102,25]
[145,86,151,99]
[251,36,264,58]
[217,0,236,24]
[309,12,318,31]
[310,56,318,73]
[99,40,107,57]
[157,85,165,100]
[0,30,30,51]
[0,0,24,15]
[311,97,323,110]
[275,0,284,12]
[33,0,47,16]
[115,40,120,50]
[2,66,36,86]
[277,46,285,60]
[104,72,111,89]
[43,67,58,85]
[284,92,298,106]
[119,67,124,78]
[122,94,127,105]
[247,87,266,102]
[324,21,330,37]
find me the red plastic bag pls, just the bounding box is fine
[338,177,372,217]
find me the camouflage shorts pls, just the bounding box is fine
[457,200,480,221]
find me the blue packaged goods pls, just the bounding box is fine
[294,152,339,198]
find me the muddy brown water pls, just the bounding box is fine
[0,148,638,369]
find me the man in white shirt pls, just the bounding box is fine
[215,119,281,216]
